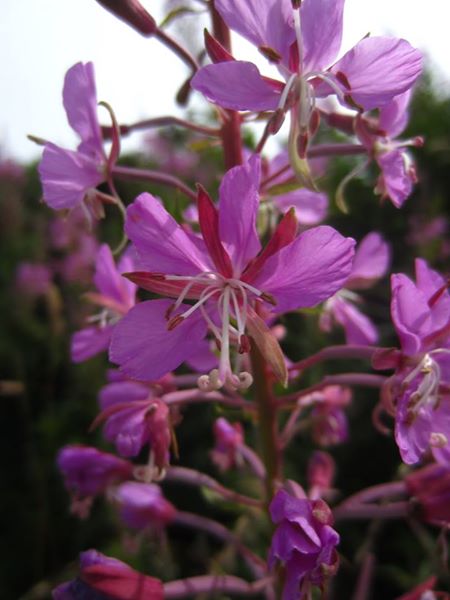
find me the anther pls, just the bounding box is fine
[430,432,448,448]
[165,303,175,320]
[239,334,251,354]
[167,314,185,331]
[260,292,277,306]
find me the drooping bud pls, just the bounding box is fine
[95,0,157,37]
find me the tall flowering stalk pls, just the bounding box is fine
[30,0,450,598]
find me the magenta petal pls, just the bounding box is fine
[191,61,282,111]
[347,232,390,288]
[125,193,212,275]
[94,244,136,309]
[331,297,379,345]
[253,226,355,313]
[274,188,328,225]
[415,258,450,333]
[110,300,208,381]
[218,156,262,274]
[216,0,295,65]
[332,37,422,110]
[71,325,113,363]
[39,143,104,210]
[99,381,150,409]
[391,274,432,356]
[376,149,414,208]
[63,62,104,158]
[379,90,412,138]
[301,0,344,72]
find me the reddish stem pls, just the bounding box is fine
[102,116,220,138]
[289,345,380,373]
[112,165,197,201]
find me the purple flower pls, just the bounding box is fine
[383,259,450,464]
[52,549,163,600]
[96,379,171,470]
[309,386,352,447]
[15,262,52,296]
[71,244,137,362]
[320,232,390,345]
[406,463,450,526]
[111,156,355,389]
[191,1,422,135]
[210,417,244,472]
[57,445,132,498]
[114,481,176,530]
[269,489,339,600]
[38,62,107,212]
[356,91,423,207]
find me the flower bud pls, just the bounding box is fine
[95,0,157,36]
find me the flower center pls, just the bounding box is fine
[402,352,443,418]
[164,271,275,391]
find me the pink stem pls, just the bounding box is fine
[289,345,380,373]
[240,445,267,479]
[164,466,263,508]
[173,511,267,576]
[352,552,376,600]
[102,116,220,138]
[338,481,407,507]
[279,373,386,407]
[164,575,273,598]
[154,28,199,72]
[112,165,197,201]
[334,501,411,521]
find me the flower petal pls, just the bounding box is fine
[253,226,355,313]
[347,232,390,288]
[39,143,104,210]
[391,273,432,355]
[376,149,414,208]
[63,62,104,158]
[301,0,345,72]
[125,193,212,276]
[216,0,295,65]
[218,155,262,275]
[332,37,423,110]
[110,300,208,381]
[379,90,412,138]
[94,244,136,309]
[331,297,379,345]
[71,325,113,363]
[274,188,328,225]
[191,61,282,111]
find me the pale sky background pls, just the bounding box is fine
[1,0,450,162]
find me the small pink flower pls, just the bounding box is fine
[210,417,244,472]
[114,481,177,530]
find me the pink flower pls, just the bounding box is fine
[96,379,171,470]
[52,549,163,599]
[71,244,137,362]
[38,62,107,212]
[356,91,423,207]
[210,417,244,472]
[57,445,132,499]
[379,259,450,464]
[15,262,52,296]
[320,232,390,345]
[111,156,355,389]
[114,481,176,530]
[406,463,450,526]
[192,0,422,138]
[269,489,339,600]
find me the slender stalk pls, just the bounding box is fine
[334,501,411,521]
[112,165,197,201]
[164,465,263,508]
[164,575,273,598]
[173,511,267,576]
[154,28,199,72]
[289,345,380,373]
[102,116,220,138]
[210,1,243,169]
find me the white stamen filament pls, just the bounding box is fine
[293,7,303,72]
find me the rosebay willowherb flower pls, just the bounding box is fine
[110,155,355,390]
